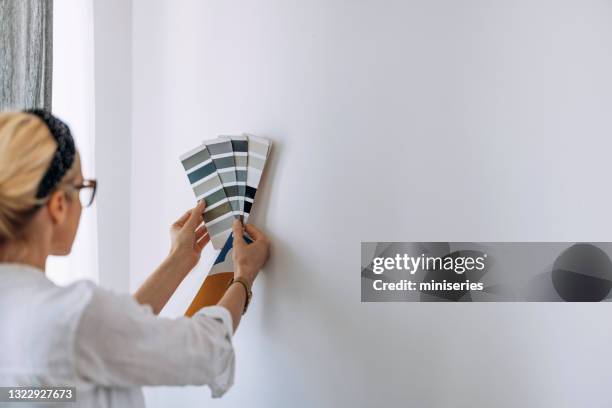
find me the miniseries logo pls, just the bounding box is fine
[361,242,612,302]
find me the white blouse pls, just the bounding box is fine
[0,263,235,407]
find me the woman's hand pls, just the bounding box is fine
[134,201,209,314]
[212,220,270,332]
[231,219,271,286]
[169,200,209,271]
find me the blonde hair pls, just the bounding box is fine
[0,112,80,244]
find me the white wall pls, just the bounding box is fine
[130,1,612,406]
[48,0,98,285]
[93,0,133,292]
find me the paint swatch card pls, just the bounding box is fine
[203,138,240,218]
[219,135,248,220]
[180,144,234,249]
[185,232,252,316]
[181,133,272,317]
[244,134,271,222]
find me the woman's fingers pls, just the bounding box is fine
[195,224,207,240]
[185,200,206,230]
[232,219,246,247]
[173,200,206,228]
[173,209,191,227]
[244,223,266,242]
[196,232,210,251]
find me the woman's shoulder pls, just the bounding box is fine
[0,262,153,341]
[0,263,96,310]
[0,266,98,380]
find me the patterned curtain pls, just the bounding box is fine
[0,0,53,110]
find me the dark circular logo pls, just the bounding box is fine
[552,243,612,302]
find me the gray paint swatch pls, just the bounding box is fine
[180,144,233,249]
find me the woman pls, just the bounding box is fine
[0,110,270,407]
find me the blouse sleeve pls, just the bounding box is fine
[73,287,235,398]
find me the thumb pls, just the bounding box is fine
[185,200,206,230]
[232,219,246,247]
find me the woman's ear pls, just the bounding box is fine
[46,190,68,225]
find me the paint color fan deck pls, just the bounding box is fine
[180,134,271,249]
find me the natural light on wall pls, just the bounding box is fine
[47,0,98,285]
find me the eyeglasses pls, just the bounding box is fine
[68,179,97,208]
[34,178,98,209]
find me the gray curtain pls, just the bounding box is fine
[0,0,53,111]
